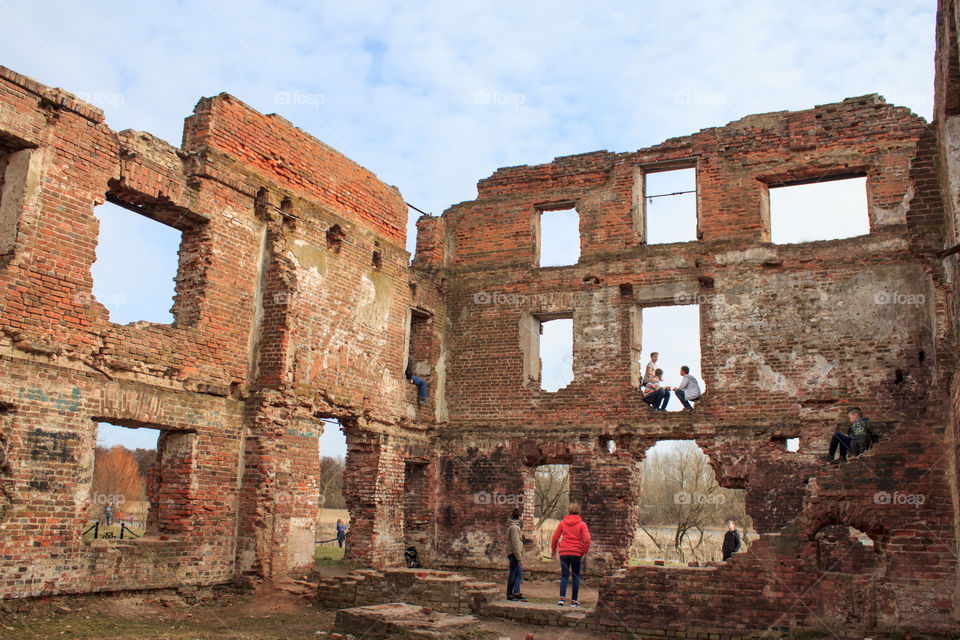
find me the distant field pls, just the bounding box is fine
[316,508,349,542]
[536,518,747,564]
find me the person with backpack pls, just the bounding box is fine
[550,503,591,607]
[821,407,878,463]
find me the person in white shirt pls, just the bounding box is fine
[643,352,659,384]
[674,366,702,411]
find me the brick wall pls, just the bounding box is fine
[0,65,437,596]
[0,22,958,635]
[426,93,960,633]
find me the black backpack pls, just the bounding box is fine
[404,546,421,568]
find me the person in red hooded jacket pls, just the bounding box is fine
[550,502,591,607]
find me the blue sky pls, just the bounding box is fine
[5,1,935,448]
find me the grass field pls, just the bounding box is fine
[536,518,747,564]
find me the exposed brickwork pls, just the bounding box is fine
[2,14,960,635]
[0,66,439,598]
[316,568,498,614]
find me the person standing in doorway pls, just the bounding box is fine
[506,508,527,601]
[336,519,347,548]
[551,503,591,607]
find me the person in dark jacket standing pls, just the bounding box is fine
[721,520,741,561]
[505,509,527,601]
[550,503,591,607]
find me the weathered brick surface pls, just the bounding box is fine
[2,12,960,635]
[426,76,957,634]
[316,568,498,615]
[0,66,439,597]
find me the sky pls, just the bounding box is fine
[7,1,936,447]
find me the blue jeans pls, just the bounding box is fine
[828,432,852,460]
[507,554,523,596]
[643,388,669,410]
[675,389,698,410]
[559,555,581,600]
[411,376,427,401]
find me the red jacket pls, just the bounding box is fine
[551,514,591,556]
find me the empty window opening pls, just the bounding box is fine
[786,437,800,452]
[0,147,11,257]
[537,205,580,267]
[637,305,701,412]
[1,146,34,263]
[326,224,344,252]
[600,436,617,454]
[644,168,697,245]
[406,310,432,402]
[634,440,750,566]
[815,524,880,572]
[540,317,573,392]
[316,419,348,560]
[768,176,869,244]
[371,249,382,271]
[92,200,181,324]
[534,463,570,552]
[86,422,160,540]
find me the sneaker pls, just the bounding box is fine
[514,594,529,602]
[819,454,834,463]
[558,597,565,606]
[570,600,581,607]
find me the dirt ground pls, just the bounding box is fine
[0,579,621,640]
[0,584,337,640]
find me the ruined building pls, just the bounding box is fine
[1,3,960,635]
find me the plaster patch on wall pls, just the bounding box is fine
[873,182,913,226]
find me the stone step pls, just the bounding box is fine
[483,600,589,627]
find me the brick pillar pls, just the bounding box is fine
[569,454,641,572]
[342,428,406,567]
[235,394,321,580]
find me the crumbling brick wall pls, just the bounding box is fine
[0,65,440,597]
[1,26,959,635]
[419,93,959,633]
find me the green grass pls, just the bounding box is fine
[314,544,346,566]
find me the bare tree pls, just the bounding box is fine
[318,455,345,511]
[534,464,569,528]
[638,441,738,561]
